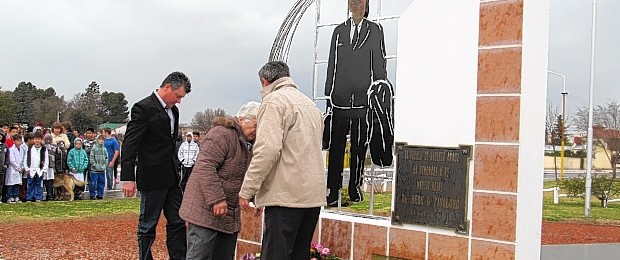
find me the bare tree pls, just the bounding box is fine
[546,102,561,181]
[190,108,227,133]
[546,102,561,145]
[573,101,620,177]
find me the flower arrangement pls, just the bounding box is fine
[239,243,340,260]
[240,252,260,260]
[310,243,340,260]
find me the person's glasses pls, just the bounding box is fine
[244,119,257,128]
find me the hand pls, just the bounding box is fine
[255,207,263,217]
[108,162,114,168]
[239,196,262,217]
[71,169,77,173]
[239,196,251,211]
[212,200,228,217]
[122,181,137,198]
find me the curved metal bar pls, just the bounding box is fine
[269,0,316,62]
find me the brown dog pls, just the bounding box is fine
[53,173,86,201]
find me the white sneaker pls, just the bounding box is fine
[8,198,15,203]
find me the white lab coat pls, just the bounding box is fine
[5,146,26,185]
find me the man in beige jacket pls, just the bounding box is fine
[239,61,327,260]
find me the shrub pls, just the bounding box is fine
[560,174,620,207]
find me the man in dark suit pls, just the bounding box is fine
[324,0,393,205]
[121,72,191,260]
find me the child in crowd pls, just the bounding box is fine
[88,135,108,200]
[82,128,97,192]
[102,128,119,190]
[25,132,48,202]
[51,122,70,146]
[0,131,7,203]
[67,138,88,200]
[19,133,34,202]
[192,131,201,147]
[43,134,58,201]
[5,126,17,148]
[6,134,25,203]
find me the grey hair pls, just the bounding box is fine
[258,61,290,84]
[160,71,192,93]
[237,101,261,120]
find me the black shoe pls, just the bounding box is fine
[90,197,96,200]
[349,187,364,203]
[74,197,83,201]
[326,193,339,206]
[96,196,103,200]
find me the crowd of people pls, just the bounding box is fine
[0,122,122,202]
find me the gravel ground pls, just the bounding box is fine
[1,214,619,259]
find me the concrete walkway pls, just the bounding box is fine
[542,244,620,260]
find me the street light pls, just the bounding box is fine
[585,0,598,218]
[548,70,568,180]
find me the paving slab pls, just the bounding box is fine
[541,244,620,260]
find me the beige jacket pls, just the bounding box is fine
[239,77,327,208]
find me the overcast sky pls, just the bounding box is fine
[0,0,617,124]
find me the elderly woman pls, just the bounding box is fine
[179,101,260,260]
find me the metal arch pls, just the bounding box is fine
[269,0,399,102]
[269,0,316,62]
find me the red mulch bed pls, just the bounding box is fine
[0,214,167,260]
[2,215,620,259]
[542,221,620,245]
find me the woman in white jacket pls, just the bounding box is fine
[177,132,199,192]
[5,135,26,203]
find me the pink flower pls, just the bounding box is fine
[321,247,331,256]
[240,253,255,260]
[315,244,324,252]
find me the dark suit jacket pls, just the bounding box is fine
[121,93,180,191]
[325,18,388,108]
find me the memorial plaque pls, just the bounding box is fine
[392,144,472,233]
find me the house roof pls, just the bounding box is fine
[98,123,126,130]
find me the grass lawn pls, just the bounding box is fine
[0,198,140,224]
[4,181,620,224]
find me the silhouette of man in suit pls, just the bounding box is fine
[324,0,394,205]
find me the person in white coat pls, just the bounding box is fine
[177,132,199,192]
[5,134,26,203]
[43,134,57,201]
[24,132,49,202]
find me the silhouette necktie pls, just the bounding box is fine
[352,23,359,50]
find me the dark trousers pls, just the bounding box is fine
[186,224,237,260]
[73,185,85,199]
[19,177,27,200]
[262,206,320,260]
[138,185,187,260]
[180,166,193,192]
[44,179,54,200]
[327,108,368,202]
[0,173,4,202]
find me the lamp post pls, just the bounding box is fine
[548,70,568,180]
[585,0,598,218]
